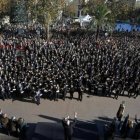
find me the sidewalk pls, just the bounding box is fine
[0,94,139,123]
[0,94,139,140]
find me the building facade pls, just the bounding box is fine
[135,0,140,8]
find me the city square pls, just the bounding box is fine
[0,0,140,140]
[0,94,140,140]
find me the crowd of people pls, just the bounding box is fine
[0,109,28,139]
[0,24,140,104]
[104,102,140,139]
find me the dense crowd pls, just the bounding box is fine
[0,25,140,104]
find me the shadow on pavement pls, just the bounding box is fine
[12,98,34,104]
[27,115,100,140]
[97,117,114,122]
[28,115,136,140]
[38,115,61,123]
[26,123,37,140]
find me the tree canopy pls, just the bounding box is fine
[26,0,67,40]
[107,0,135,21]
[27,0,66,23]
[10,0,28,23]
[90,4,111,40]
[0,0,11,17]
[83,0,135,22]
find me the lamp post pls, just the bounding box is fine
[79,8,82,27]
[78,0,82,27]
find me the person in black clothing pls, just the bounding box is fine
[62,112,77,140]
[133,115,140,139]
[69,84,74,99]
[62,84,68,101]
[116,102,125,121]
[120,114,129,138]
[9,116,18,137]
[77,87,83,101]
[52,85,57,101]
[104,117,116,140]
[0,25,140,102]
[133,84,140,99]
[17,117,28,140]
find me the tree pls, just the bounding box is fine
[27,0,66,40]
[0,0,11,18]
[10,0,28,23]
[91,4,111,41]
[107,0,135,22]
[64,1,77,18]
[82,0,106,15]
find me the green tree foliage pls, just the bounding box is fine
[10,0,28,23]
[107,0,135,21]
[82,0,105,15]
[83,0,135,22]
[27,0,66,22]
[90,4,111,40]
[0,0,11,17]
[82,0,137,40]
[27,0,66,40]
[63,1,77,17]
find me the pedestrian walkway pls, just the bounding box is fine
[0,133,18,140]
[0,95,140,140]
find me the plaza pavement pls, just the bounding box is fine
[0,94,139,123]
[0,94,140,140]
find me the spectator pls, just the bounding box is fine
[104,117,116,140]
[0,113,10,135]
[9,116,18,137]
[17,117,28,140]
